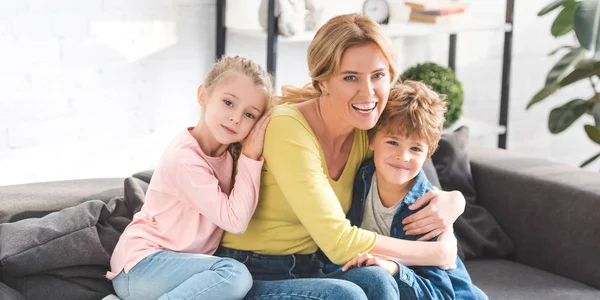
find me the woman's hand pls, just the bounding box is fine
[342,253,399,275]
[402,190,466,241]
[436,228,458,270]
[241,110,271,160]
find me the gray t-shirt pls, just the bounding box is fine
[361,173,403,237]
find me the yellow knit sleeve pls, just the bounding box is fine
[262,114,377,264]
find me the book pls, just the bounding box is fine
[409,11,464,24]
[405,0,468,11]
[411,7,466,16]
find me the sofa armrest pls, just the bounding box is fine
[468,146,600,289]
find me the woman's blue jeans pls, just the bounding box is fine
[111,250,253,300]
[215,247,399,300]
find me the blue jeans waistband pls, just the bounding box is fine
[214,246,324,281]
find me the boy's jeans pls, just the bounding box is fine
[215,246,399,300]
[111,250,253,300]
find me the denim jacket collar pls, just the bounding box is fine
[348,157,433,227]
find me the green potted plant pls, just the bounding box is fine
[527,0,600,168]
[400,62,463,129]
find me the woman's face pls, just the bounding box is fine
[321,42,391,131]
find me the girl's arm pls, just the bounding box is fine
[175,112,270,234]
[176,154,263,234]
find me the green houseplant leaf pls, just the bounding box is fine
[574,0,600,57]
[580,152,600,167]
[527,85,559,109]
[539,0,576,16]
[545,47,587,86]
[551,1,579,37]
[548,99,588,133]
[593,102,600,128]
[585,124,600,144]
[559,59,600,87]
[548,45,575,55]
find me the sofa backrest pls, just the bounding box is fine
[0,178,124,224]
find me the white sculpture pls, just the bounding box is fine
[259,0,325,37]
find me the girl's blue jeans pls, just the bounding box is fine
[111,250,253,300]
[214,246,399,300]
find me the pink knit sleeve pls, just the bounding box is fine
[176,154,263,234]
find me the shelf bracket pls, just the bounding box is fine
[498,0,515,149]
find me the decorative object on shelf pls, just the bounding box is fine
[527,0,600,168]
[401,62,464,129]
[362,0,390,24]
[258,0,324,37]
[405,0,468,24]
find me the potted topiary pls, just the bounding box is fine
[400,62,464,128]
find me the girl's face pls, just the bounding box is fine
[320,42,391,130]
[199,72,267,145]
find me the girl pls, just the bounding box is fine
[106,56,273,300]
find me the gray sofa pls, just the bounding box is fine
[1,146,599,300]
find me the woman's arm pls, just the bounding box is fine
[262,115,376,264]
[369,230,457,268]
[402,190,466,241]
[263,114,457,267]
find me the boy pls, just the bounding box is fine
[343,81,487,299]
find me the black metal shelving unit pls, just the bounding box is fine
[215,0,515,149]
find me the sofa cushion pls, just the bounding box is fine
[0,281,24,300]
[422,158,441,189]
[0,178,124,224]
[466,259,600,300]
[0,197,135,299]
[132,170,154,185]
[123,177,146,214]
[432,126,514,260]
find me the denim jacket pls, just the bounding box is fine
[346,158,488,300]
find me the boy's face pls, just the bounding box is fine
[369,130,429,187]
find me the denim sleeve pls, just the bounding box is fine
[391,257,488,300]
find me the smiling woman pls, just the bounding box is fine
[216,13,467,300]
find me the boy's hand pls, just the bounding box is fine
[402,190,466,241]
[241,110,271,160]
[342,253,399,276]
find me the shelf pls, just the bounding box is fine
[227,18,511,42]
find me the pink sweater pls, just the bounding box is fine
[106,128,263,279]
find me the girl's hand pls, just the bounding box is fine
[342,253,399,275]
[436,228,458,270]
[402,190,466,241]
[242,110,271,160]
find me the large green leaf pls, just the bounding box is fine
[545,47,586,86]
[580,152,600,167]
[574,0,600,56]
[593,102,600,128]
[552,2,579,37]
[559,60,600,87]
[539,0,576,16]
[548,99,588,133]
[527,85,560,109]
[585,124,600,144]
[548,45,574,55]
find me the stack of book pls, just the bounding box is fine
[405,0,468,24]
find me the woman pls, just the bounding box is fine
[216,14,465,299]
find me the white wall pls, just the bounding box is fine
[1,0,598,185]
